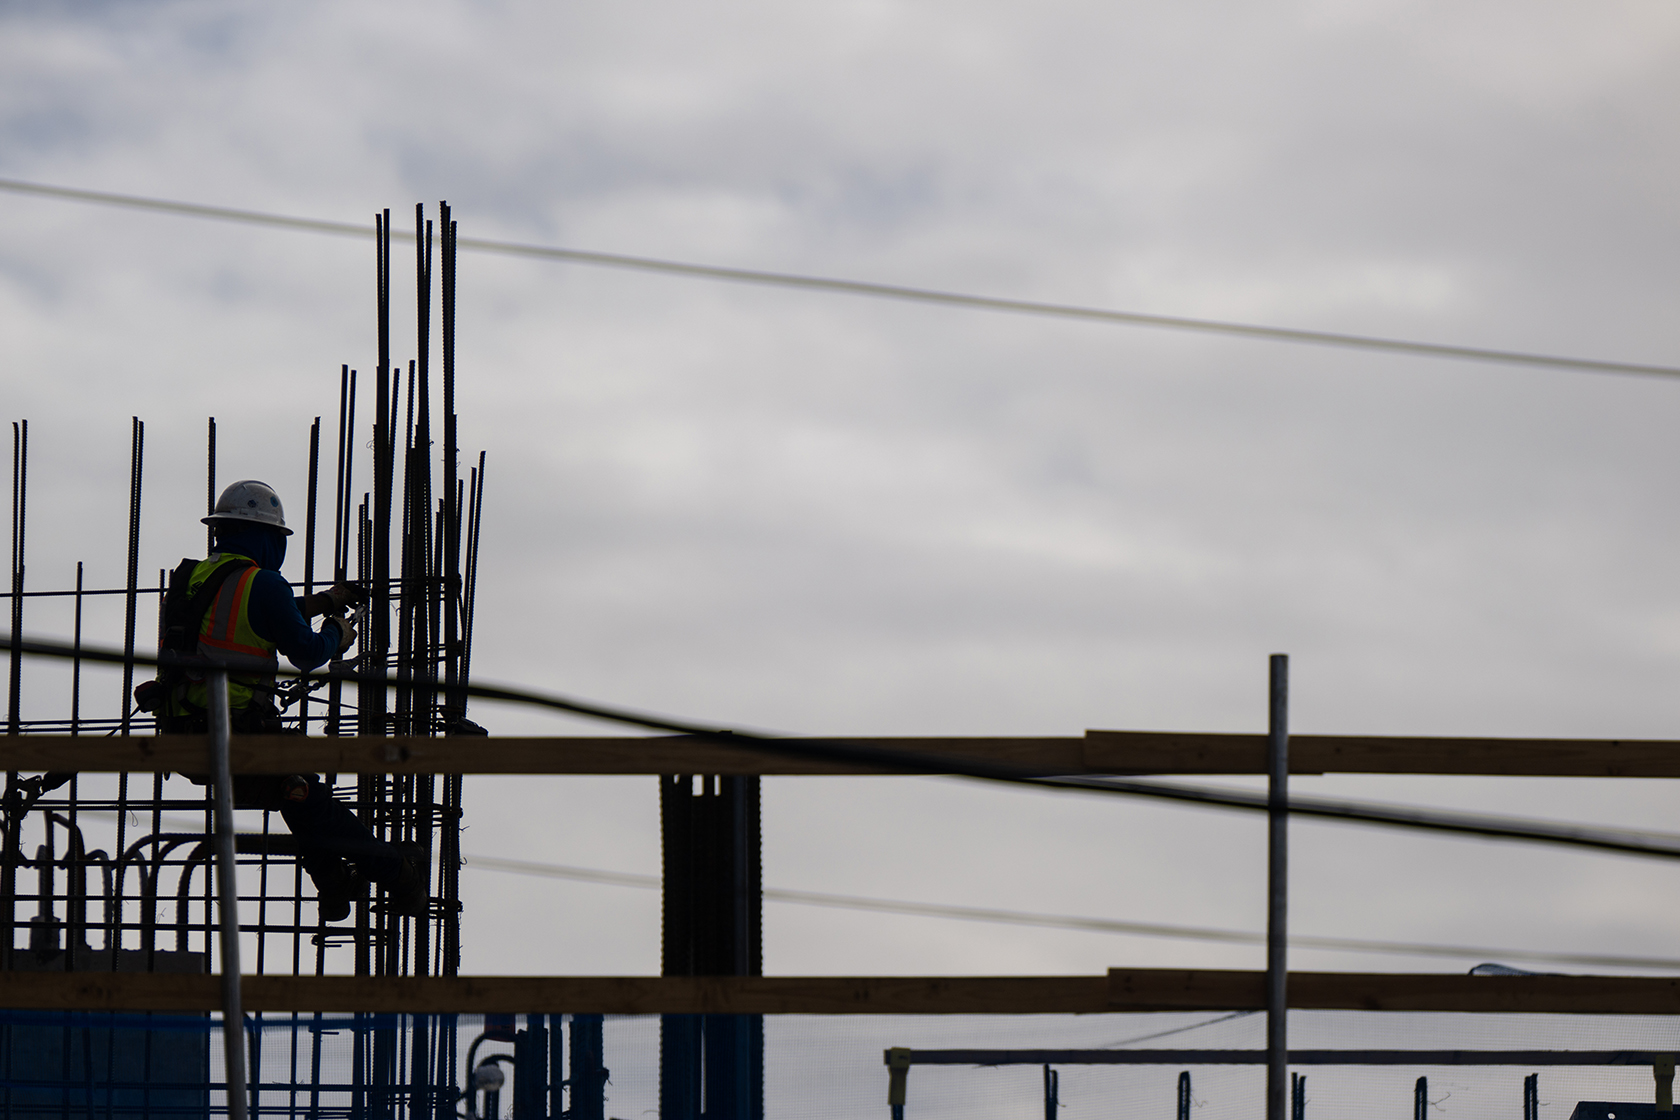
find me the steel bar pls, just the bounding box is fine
[70,562,82,736]
[333,369,349,581]
[441,202,461,728]
[2,424,18,974]
[8,420,24,735]
[1268,654,1289,1120]
[892,1049,1680,1067]
[208,670,249,1120]
[207,417,217,554]
[304,417,320,737]
[119,417,142,737]
[367,209,391,739]
[461,454,485,691]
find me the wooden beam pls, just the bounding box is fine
[1107,970,1680,1014]
[3,731,1679,777]
[3,971,1678,1015]
[0,734,1087,776]
[0,973,1109,1015]
[1086,731,1680,777]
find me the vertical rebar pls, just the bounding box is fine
[460,455,486,693]
[1267,652,1289,1120]
[304,417,320,735]
[120,417,143,736]
[395,363,417,736]
[1413,1076,1427,1120]
[208,669,249,1120]
[441,203,462,728]
[1177,1071,1190,1120]
[207,417,217,555]
[70,563,83,736]
[7,420,24,734]
[367,210,392,739]
[334,369,349,580]
[341,369,358,582]
[415,210,437,739]
[330,369,356,738]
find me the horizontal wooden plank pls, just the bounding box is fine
[0,973,1110,1014]
[0,735,1088,776]
[1107,970,1680,1014]
[1086,731,1680,776]
[3,971,1677,1015]
[3,731,1679,777]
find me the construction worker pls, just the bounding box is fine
[156,479,426,922]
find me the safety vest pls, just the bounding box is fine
[170,553,280,714]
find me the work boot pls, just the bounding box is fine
[383,842,430,919]
[312,860,366,924]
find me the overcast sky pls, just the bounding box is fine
[4,0,1680,1002]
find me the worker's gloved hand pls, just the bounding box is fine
[322,614,357,656]
[301,582,367,618]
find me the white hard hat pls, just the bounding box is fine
[202,479,293,536]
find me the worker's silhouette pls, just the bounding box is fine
[148,480,426,922]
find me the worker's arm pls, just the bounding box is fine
[245,569,342,672]
[297,582,366,618]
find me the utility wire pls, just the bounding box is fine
[459,852,1680,973]
[71,806,1671,973]
[10,632,1680,864]
[1,175,1674,380]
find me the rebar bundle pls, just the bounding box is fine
[1,203,488,1118]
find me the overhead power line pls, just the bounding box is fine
[82,807,1666,972]
[1,175,1674,380]
[12,634,1680,866]
[460,852,1680,973]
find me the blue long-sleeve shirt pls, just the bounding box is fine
[224,560,340,672]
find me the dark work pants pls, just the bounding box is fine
[162,705,405,888]
[233,775,405,886]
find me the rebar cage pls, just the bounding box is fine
[2,204,488,1117]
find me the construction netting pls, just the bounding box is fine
[4,1008,1679,1119]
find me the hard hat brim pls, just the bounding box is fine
[202,513,295,536]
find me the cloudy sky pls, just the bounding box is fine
[4,0,1680,998]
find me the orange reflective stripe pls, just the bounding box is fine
[199,633,272,658]
[225,567,257,643]
[198,562,277,665]
[205,563,245,643]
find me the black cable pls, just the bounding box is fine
[8,631,1680,865]
[458,851,1680,972]
[1,175,1674,380]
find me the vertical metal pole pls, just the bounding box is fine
[208,670,249,1120]
[1177,1071,1191,1120]
[1266,653,1289,1120]
[120,417,143,737]
[2,420,23,973]
[70,562,83,736]
[8,419,24,735]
